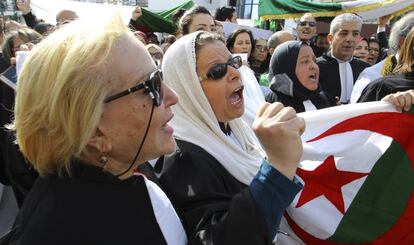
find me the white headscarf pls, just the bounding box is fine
[162,32,264,185]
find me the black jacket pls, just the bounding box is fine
[358,72,414,102]
[0,70,38,207]
[156,140,297,245]
[317,52,370,100]
[7,160,168,245]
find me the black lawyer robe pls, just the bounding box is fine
[317,52,370,100]
[156,140,277,245]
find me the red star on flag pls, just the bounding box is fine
[296,155,368,214]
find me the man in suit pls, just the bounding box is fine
[317,13,370,104]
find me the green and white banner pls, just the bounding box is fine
[278,102,414,244]
[259,0,414,20]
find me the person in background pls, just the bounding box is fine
[353,37,369,63]
[6,15,187,244]
[164,34,177,45]
[146,43,164,65]
[180,5,215,35]
[226,28,254,64]
[4,21,21,33]
[375,15,391,60]
[259,31,295,87]
[214,6,237,23]
[250,38,270,82]
[159,31,304,244]
[213,20,226,39]
[33,23,56,37]
[16,0,77,29]
[133,31,147,45]
[160,43,171,54]
[267,30,294,56]
[0,28,42,73]
[16,0,38,28]
[367,37,381,65]
[226,28,266,125]
[314,33,329,57]
[147,32,159,45]
[0,27,42,213]
[317,13,370,104]
[296,13,317,44]
[171,8,187,36]
[359,26,414,102]
[55,9,78,27]
[350,11,414,103]
[266,41,336,112]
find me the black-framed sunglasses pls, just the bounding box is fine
[104,69,163,106]
[299,21,316,27]
[198,56,242,82]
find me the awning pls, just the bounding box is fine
[259,0,414,21]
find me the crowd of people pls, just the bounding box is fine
[0,1,414,244]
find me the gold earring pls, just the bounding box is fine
[99,155,108,171]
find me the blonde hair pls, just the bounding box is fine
[11,15,130,177]
[393,26,414,74]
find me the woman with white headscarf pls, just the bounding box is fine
[157,31,305,244]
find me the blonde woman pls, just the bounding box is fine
[7,16,186,244]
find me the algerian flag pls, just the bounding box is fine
[277,102,414,244]
[259,0,414,21]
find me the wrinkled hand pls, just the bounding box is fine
[252,102,305,180]
[382,90,414,112]
[16,0,31,15]
[378,15,391,27]
[131,6,142,21]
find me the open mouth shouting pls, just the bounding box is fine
[229,85,244,107]
[309,73,318,83]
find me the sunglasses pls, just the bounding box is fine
[104,69,163,106]
[198,56,242,81]
[299,21,316,27]
[255,44,268,51]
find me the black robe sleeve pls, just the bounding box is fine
[377,31,388,50]
[22,12,39,29]
[358,74,414,102]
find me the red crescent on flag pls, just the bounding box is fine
[286,111,414,244]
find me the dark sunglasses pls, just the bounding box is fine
[198,56,242,81]
[299,21,316,27]
[104,69,163,106]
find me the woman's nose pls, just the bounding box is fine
[162,83,178,107]
[226,65,241,83]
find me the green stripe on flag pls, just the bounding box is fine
[259,0,342,19]
[327,140,414,243]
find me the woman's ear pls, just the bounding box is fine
[87,127,112,153]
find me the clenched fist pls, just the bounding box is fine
[131,6,142,21]
[252,102,305,180]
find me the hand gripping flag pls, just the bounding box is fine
[278,102,414,244]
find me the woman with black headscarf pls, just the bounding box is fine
[266,41,336,112]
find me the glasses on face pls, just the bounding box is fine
[255,44,268,52]
[369,48,379,54]
[299,21,316,27]
[198,56,243,82]
[104,69,163,106]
